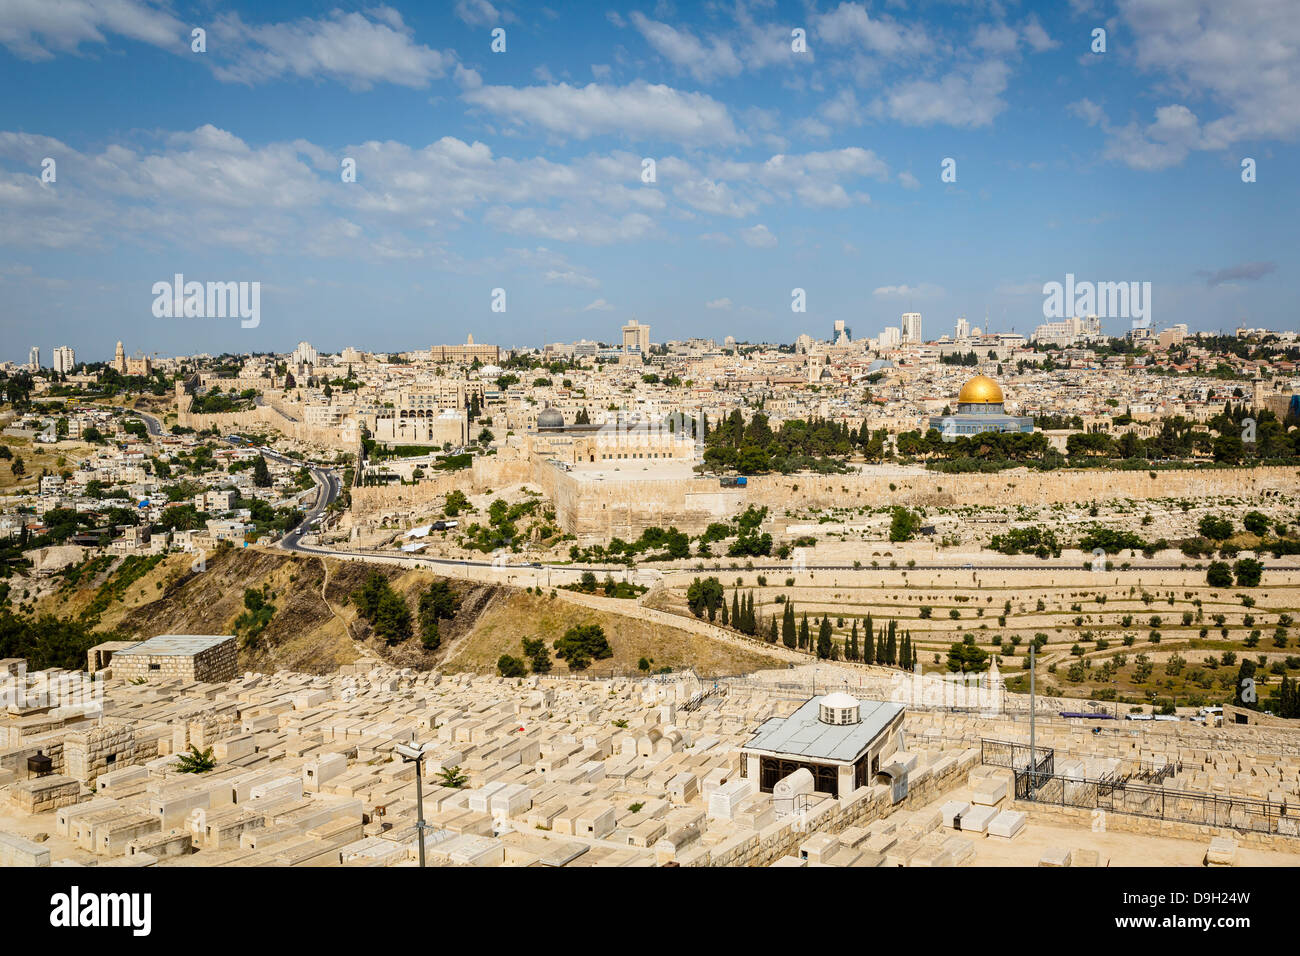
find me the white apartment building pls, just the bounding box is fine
[52,346,76,374]
[901,313,923,344]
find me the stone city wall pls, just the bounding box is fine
[176,385,359,453]
[350,455,532,517]
[547,464,1300,539]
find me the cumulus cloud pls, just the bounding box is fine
[462,81,742,144]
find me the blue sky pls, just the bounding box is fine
[0,0,1296,364]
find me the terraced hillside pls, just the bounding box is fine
[651,566,1300,710]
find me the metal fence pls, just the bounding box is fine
[980,737,1295,837]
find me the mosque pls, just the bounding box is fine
[927,374,1034,438]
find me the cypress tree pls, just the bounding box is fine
[863,624,874,666]
[886,619,898,666]
[768,617,779,644]
[782,602,796,649]
[848,620,859,661]
[721,598,729,627]
[817,617,833,659]
[800,613,810,650]
[731,591,740,627]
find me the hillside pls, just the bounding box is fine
[25,547,780,678]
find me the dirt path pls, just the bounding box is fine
[317,556,368,658]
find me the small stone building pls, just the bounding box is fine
[110,635,237,684]
[739,693,906,799]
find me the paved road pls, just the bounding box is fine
[113,406,164,437]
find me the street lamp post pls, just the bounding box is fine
[395,735,428,867]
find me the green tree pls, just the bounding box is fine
[1206,561,1234,588]
[497,654,528,677]
[817,616,833,659]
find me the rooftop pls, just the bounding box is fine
[745,695,905,763]
[113,635,233,658]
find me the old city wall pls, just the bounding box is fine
[550,464,1300,539]
[349,454,532,517]
[176,386,356,452]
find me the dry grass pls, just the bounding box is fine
[447,589,784,678]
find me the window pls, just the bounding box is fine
[148,663,160,671]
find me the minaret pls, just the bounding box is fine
[114,341,126,374]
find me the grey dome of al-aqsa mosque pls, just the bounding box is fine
[536,406,565,429]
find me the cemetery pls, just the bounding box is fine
[1,653,1299,868]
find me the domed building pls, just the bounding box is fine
[927,373,1034,438]
[536,405,566,430]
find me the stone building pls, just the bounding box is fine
[739,693,906,800]
[109,635,237,684]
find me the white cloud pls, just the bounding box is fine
[873,283,943,297]
[972,23,1019,55]
[462,81,742,144]
[1120,0,1300,150]
[485,206,656,244]
[1021,16,1058,53]
[0,0,185,60]
[582,297,615,311]
[705,297,733,310]
[630,12,742,83]
[874,60,1011,128]
[813,2,931,56]
[740,224,777,247]
[454,0,513,27]
[1068,98,1105,127]
[210,9,455,89]
[898,171,921,190]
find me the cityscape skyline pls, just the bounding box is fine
[1,0,1296,363]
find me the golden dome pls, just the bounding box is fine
[957,374,1004,404]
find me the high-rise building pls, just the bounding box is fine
[28,346,40,370]
[901,312,923,344]
[832,319,852,344]
[52,346,76,374]
[955,316,970,340]
[621,319,650,354]
[291,341,319,367]
[878,327,901,350]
